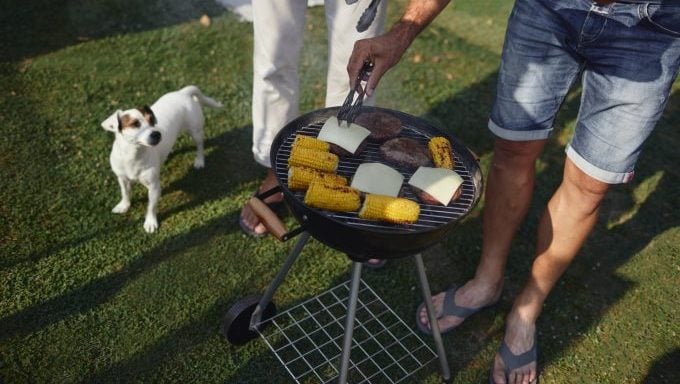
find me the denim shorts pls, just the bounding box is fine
[489,0,680,183]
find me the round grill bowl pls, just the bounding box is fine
[270,107,483,261]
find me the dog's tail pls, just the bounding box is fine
[181,85,223,109]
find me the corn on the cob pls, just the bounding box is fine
[359,194,420,224]
[304,180,361,212]
[288,166,348,191]
[288,146,339,172]
[293,135,331,152]
[428,137,455,170]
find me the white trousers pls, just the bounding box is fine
[251,0,387,167]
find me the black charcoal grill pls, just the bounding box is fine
[223,107,483,384]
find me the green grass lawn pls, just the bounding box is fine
[1,0,678,383]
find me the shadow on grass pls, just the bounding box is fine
[643,348,680,384]
[0,123,266,342]
[160,124,258,221]
[0,212,244,344]
[82,295,236,383]
[0,122,255,272]
[0,0,227,62]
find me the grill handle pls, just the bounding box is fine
[249,186,305,242]
[466,146,481,162]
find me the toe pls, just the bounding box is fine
[240,204,267,235]
[418,304,431,331]
[507,361,536,384]
[491,354,507,384]
[419,292,445,330]
[253,222,267,235]
[509,370,520,384]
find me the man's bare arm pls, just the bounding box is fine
[348,0,452,96]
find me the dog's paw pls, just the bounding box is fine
[144,217,159,233]
[193,157,205,169]
[112,201,130,213]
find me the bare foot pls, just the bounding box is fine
[418,278,500,333]
[490,312,538,384]
[240,168,283,236]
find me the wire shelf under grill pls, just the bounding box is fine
[274,120,478,233]
[255,279,437,384]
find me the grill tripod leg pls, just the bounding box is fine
[250,232,310,330]
[337,261,363,384]
[413,253,452,383]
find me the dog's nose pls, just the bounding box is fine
[149,131,161,145]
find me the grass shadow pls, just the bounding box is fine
[0,213,241,343]
[0,113,270,342]
[642,348,680,384]
[0,124,254,271]
[81,297,234,383]
[0,0,227,62]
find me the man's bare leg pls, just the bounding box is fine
[490,158,609,384]
[418,138,546,332]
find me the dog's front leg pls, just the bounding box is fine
[143,181,161,233]
[112,176,132,213]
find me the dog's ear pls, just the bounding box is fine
[101,110,122,132]
[139,105,157,126]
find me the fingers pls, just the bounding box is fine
[364,62,388,97]
[347,38,393,97]
[347,40,371,89]
[347,27,414,97]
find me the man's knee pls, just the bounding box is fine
[562,159,610,217]
[492,138,546,171]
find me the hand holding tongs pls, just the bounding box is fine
[337,60,373,125]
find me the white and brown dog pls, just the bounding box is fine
[101,85,222,233]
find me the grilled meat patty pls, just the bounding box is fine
[379,138,432,171]
[354,111,403,143]
[411,185,462,206]
[329,141,368,157]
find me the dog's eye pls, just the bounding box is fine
[133,120,141,127]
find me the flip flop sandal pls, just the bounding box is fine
[415,285,496,336]
[488,334,539,384]
[362,259,387,270]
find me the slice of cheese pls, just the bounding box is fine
[317,116,371,155]
[408,166,464,206]
[351,163,403,197]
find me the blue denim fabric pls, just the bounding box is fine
[488,0,680,183]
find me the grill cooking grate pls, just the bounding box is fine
[274,120,477,232]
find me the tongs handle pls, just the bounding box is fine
[337,61,373,124]
[356,0,381,32]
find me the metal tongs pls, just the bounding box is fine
[346,0,381,32]
[357,0,382,32]
[337,60,373,125]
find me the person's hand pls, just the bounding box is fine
[347,25,413,97]
[347,0,452,96]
